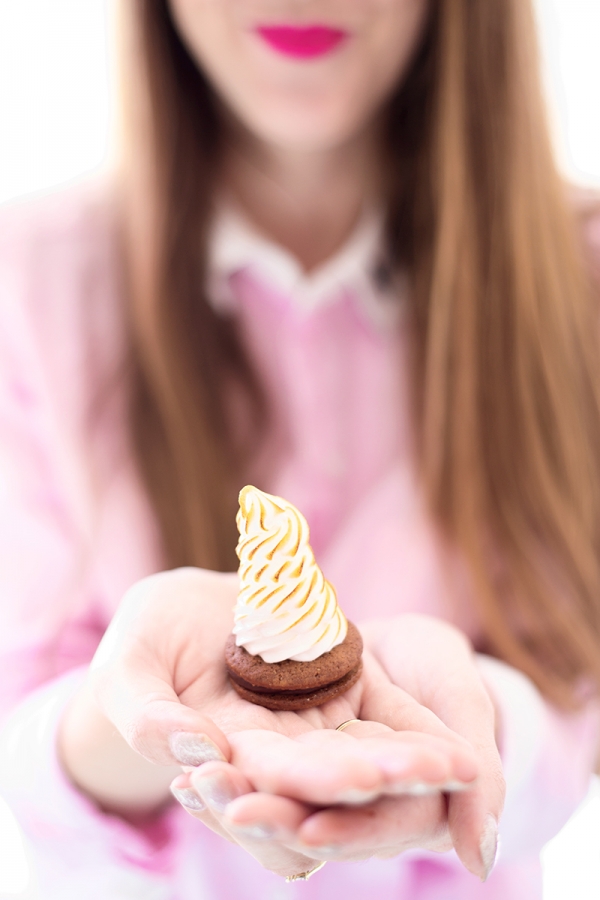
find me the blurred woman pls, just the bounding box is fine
[1,1,600,898]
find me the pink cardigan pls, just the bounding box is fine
[0,185,599,899]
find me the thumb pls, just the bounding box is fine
[87,569,233,768]
[89,661,231,767]
[436,669,504,882]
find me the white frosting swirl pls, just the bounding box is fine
[233,486,348,663]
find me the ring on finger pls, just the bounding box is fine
[335,718,361,733]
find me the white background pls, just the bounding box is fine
[0,0,599,897]
[0,0,599,206]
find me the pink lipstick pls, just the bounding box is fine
[255,25,348,60]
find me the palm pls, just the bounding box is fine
[151,567,355,731]
[95,567,478,805]
[181,666,359,734]
[93,568,498,879]
[150,570,392,800]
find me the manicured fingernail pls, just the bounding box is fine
[387,779,475,797]
[228,822,277,841]
[192,772,239,814]
[170,785,205,811]
[393,782,438,796]
[335,788,379,805]
[298,844,340,859]
[169,732,225,767]
[480,815,499,882]
[441,780,473,792]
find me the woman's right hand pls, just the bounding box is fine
[169,748,454,880]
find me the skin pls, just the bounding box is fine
[59,0,506,884]
[169,0,432,269]
[61,570,503,880]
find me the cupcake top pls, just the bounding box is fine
[233,485,348,663]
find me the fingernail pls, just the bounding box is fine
[335,788,379,805]
[170,785,206,811]
[228,822,277,841]
[479,815,499,882]
[169,732,225,767]
[394,780,473,795]
[392,782,438,796]
[298,844,340,859]
[387,779,474,796]
[441,780,474,792]
[192,772,239,814]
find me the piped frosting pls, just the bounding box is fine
[233,485,348,663]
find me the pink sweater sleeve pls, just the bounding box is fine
[321,464,600,866]
[0,191,183,894]
[477,655,600,860]
[0,187,161,718]
[0,198,103,722]
[0,189,599,899]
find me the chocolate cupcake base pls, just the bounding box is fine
[225,620,363,711]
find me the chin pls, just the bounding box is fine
[245,103,369,154]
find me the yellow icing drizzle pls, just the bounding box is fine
[233,485,348,663]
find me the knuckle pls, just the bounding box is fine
[121,572,176,617]
[124,717,153,756]
[490,764,507,805]
[429,824,454,854]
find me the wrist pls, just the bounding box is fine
[57,678,181,822]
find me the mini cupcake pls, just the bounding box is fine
[225,486,363,710]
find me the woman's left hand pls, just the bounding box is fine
[172,616,504,881]
[360,615,504,878]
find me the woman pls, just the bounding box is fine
[1,0,600,897]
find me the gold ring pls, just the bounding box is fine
[285,861,327,882]
[336,718,361,732]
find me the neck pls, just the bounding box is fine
[221,127,382,272]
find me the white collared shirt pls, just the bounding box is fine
[207,203,404,329]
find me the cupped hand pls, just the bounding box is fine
[165,610,502,881]
[170,716,461,879]
[90,569,477,792]
[361,615,505,880]
[88,568,483,877]
[170,748,452,880]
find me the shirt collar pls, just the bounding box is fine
[207,203,404,330]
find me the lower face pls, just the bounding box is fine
[167,0,431,153]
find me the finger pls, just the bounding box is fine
[391,650,503,881]
[442,675,504,881]
[190,763,320,879]
[391,645,503,880]
[229,726,477,806]
[225,791,313,839]
[303,728,479,791]
[229,730,386,804]
[365,619,504,879]
[294,793,452,862]
[87,576,230,767]
[170,772,236,843]
[360,653,475,749]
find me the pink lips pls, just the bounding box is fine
[255,25,348,60]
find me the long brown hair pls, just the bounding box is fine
[119,0,600,708]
